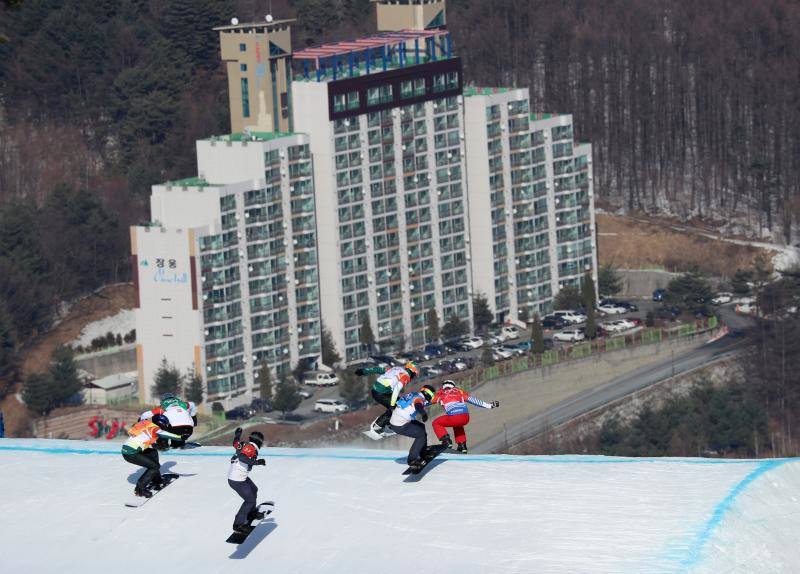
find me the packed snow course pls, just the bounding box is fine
[1,440,798,574]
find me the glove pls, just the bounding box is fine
[491,401,500,408]
[420,412,428,423]
[354,368,368,376]
[234,427,243,441]
[255,458,266,466]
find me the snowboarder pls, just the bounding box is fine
[121,414,182,497]
[139,393,197,447]
[356,361,419,434]
[228,428,267,534]
[431,380,499,454]
[388,384,436,468]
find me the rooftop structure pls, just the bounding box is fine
[371,0,446,32]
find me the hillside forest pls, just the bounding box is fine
[1,0,800,403]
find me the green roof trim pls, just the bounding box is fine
[206,131,298,143]
[530,112,567,121]
[168,176,212,188]
[463,86,511,97]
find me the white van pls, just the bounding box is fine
[304,372,339,387]
[501,326,521,340]
[313,399,349,413]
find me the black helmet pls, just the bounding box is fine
[420,385,436,401]
[160,392,176,401]
[151,413,170,430]
[249,431,265,449]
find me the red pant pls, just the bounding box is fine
[432,413,470,443]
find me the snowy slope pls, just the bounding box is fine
[0,440,798,574]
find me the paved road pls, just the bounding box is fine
[474,306,752,454]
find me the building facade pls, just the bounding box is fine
[133,132,321,407]
[292,29,473,361]
[464,87,598,323]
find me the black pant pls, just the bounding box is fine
[371,388,394,429]
[229,477,258,527]
[123,449,161,490]
[389,420,428,464]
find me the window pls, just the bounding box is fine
[241,78,250,118]
[239,43,246,52]
[240,64,247,72]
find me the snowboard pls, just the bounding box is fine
[124,473,180,507]
[402,445,447,476]
[179,441,202,449]
[226,501,276,544]
[362,415,396,441]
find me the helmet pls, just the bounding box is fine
[441,380,456,390]
[420,385,436,401]
[160,393,176,401]
[405,361,419,378]
[249,431,265,449]
[151,413,170,430]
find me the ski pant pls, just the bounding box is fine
[123,448,161,490]
[432,413,470,444]
[371,388,394,430]
[229,477,258,527]
[389,420,428,464]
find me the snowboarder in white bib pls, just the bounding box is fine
[228,428,267,534]
[139,393,198,448]
[389,385,436,467]
[356,361,419,434]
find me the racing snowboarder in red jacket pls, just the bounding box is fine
[430,380,499,454]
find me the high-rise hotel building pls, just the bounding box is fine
[291,20,473,361]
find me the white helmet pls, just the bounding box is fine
[441,380,456,390]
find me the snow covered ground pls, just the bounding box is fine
[70,308,135,348]
[0,439,798,573]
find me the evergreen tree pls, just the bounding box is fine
[272,378,302,418]
[22,373,56,417]
[582,272,597,339]
[320,321,341,367]
[598,264,623,296]
[531,314,545,354]
[339,371,365,406]
[185,368,204,405]
[481,345,495,367]
[0,305,18,399]
[358,313,375,354]
[665,269,714,312]
[49,346,83,406]
[426,307,440,342]
[258,361,273,403]
[442,314,468,339]
[472,292,494,333]
[730,269,754,296]
[152,358,183,398]
[554,285,583,310]
[292,359,311,384]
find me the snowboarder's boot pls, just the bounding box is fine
[149,478,166,491]
[456,441,468,454]
[232,523,250,534]
[134,486,153,498]
[407,457,424,470]
[439,435,452,449]
[247,509,266,522]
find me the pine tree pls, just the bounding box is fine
[272,379,302,418]
[358,313,375,354]
[481,345,494,367]
[426,307,440,343]
[320,321,341,367]
[258,362,273,403]
[339,371,365,406]
[531,314,545,354]
[22,373,56,417]
[554,285,583,310]
[442,314,468,339]
[185,368,204,405]
[0,306,17,399]
[49,346,83,406]
[152,358,183,398]
[472,292,493,333]
[582,272,597,339]
[598,264,623,297]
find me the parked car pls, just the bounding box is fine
[553,310,588,324]
[297,389,313,399]
[484,334,504,345]
[398,350,428,363]
[250,399,273,413]
[423,344,445,358]
[597,303,628,315]
[552,329,586,343]
[225,406,256,420]
[501,325,521,340]
[424,364,444,377]
[459,336,484,349]
[495,344,524,357]
[304,372,340,386]
[370,355,402,367]
[492,346,515,360]
[313,399,349,414]
[600,298,639,312]
[542,315,569,329]
[487,328,509,342]
[654,306,681,320]
[711,292,733,305]
[652,288,666,302]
